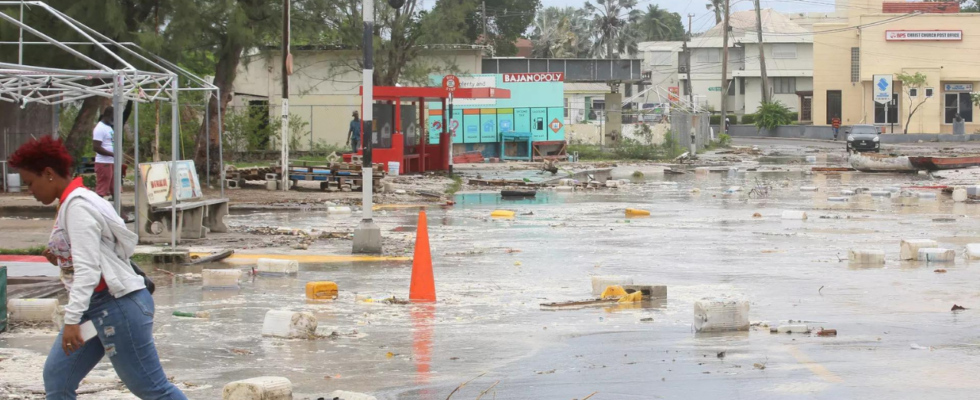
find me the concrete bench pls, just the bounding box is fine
[137,161,229,244]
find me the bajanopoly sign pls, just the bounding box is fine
[502,73,565,83]
[873,74,893,104]
[885,30,963,41]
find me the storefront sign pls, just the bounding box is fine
[873,74,893,104]
[944,83,973,92]
[502,73,565,83]
[455,75,497,106]
[885,30,962,41]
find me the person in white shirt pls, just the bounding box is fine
[92,107,117,199]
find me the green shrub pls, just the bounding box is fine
[755,101,795,131]
[709,114,737,126]
[741,113,757,125]
[788,112,799,122]
[718,133,732,147]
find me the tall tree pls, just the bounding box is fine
[706,0,724,24]
[529,7,592,58]
[896,72,929,135]
[469,0,540,56]
[636,5,685,42]
[585,0,639,59]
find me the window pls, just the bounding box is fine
[909,88,918,97]
[850,47,860,83]
[697,49,721,63]
[945,92,973,123]
[564,98,569,118]
[592,99,605,111]
[874,94,898,124]
[773,44,797,59]
[739,77,745,95]
[648,51,671,66]
[728,79,735,96]
[926,88,934,98]
[773,77,796,94]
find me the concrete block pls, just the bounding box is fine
[622,284,667,299]
[226,180,241,189]
[352,221,382,254]
[918,248,956,263]
[848,249,885,264]
[967,244,980,260]
[257,259,299,276]
[261,310,318,339]
[223,376,292,400]
[693,298,749,333]
[327,391,377,400]
[901,239,938,260]
[781,210,807,220]
[7,298,59,324]
[266,180,278,191]
[591,276,633,296]
[203,269,243,289]
[966,186,980,197]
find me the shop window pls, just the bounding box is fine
[945,92,973,123]
[874,94,898,124]
[773,77,796,94]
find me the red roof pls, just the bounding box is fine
[883,2,959,13]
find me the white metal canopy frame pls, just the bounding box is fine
[0,1,226,250]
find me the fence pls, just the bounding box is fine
[669,111,711,152]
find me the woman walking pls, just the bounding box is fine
[8,136,186,400]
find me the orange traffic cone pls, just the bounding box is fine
[409,210,436,301]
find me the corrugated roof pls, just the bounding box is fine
[702,9,807,37]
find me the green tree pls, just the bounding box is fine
[529,7,592,58]
[896,72,929,135]
[754,100,794,131]
[636,5,685,42]
[706,0,724,25]
[585,0,639,59]
[471,0,541,56]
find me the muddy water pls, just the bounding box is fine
[5,169,980,399]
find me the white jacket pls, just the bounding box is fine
[57,189,145,325]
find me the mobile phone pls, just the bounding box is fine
[80,321,97,342]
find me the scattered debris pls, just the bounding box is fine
[952,304,967,311]
[816,329,837,337]
[934,269,947,274]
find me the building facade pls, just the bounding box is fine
[813,0,979,134]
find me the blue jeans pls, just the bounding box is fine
[43,289,186,400]
[351,134,360,152]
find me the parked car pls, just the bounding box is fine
[846,125,880,153]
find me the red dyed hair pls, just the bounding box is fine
[8,135,73,178]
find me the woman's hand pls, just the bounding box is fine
[43,248,57,266]
[62,324,85,356]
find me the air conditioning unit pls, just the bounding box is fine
[678,65,689,73]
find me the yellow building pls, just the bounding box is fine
[813,0,980,134]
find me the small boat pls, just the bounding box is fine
[848,152,916,173]
[501,190,536,198]
[908,156,980,171]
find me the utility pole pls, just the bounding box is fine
[280,0,291,192]
[354,0,381,254]
[754,0,769,103]
[720,0,730,136]
[686,13,695,106]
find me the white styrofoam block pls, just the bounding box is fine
[261,310,318,339]
[848,249,885,264]
[328,391,378,400]
[917,192,937,200]
[800,186,818,192]
[901,239,938,261]
[776,324,809,334]
[918,248,956,263]
[781,210,807,220]
[967,244,980,260]
[328,206,353,214]
[222,376,292,400]
[591,276,633,296]
[953,188,968,202]
[694,298,750,333]
[257,259,299,276]
[828,197,849,202]
[605,180,619,188]
[869,191,891,197]
[7,298,60,323]
[203,269,243,289]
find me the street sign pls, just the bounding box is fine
[442,75,460,93]
[945,83,973,92]
[873,74,893,104]
[708,87,722,92]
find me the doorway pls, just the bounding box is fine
[826,90,841,125]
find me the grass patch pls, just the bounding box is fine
[0,246,47,256]
[130,253,156,265]
[445,174,463,196]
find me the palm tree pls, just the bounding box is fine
[636,5,686,42]
[530,7,593,58]
[584,0,640,59]
[706,0,724,25]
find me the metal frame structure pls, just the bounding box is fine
[0,1,224,250]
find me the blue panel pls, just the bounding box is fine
[463,114,480,143]
[530,109,548,142]
[497,112,514,136]
[547,108,565,141]
[427,115,442,145]
[451,109,464,144]
[481,114,497,143]
[514,108,531,133]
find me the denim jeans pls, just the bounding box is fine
[43,289,187,400]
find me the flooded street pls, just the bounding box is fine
[5,161,980,399]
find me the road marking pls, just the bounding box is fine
[191,253,411,264]
[785,345,843,383]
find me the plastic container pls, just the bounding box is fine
[848,249,885,264]
[305,281,338,300]
[6,173,20,193]
[387,161,401,177]
[327,391,378,400]
[953,187,968,202]
[261,310,318,339]
[918,248,956,262]
[625,208,651,217]
[781,210,808,220]
[491,210,515,218]
[901,239,938,261]
[601,285,628,299]
[328,206,353,214]
[265,180,278,191]
[800,186,818,192]
[591,276,633,296]
[776,324,810,334]
[223,376,293,400]
[7,298,59,324]
[967,243,980,260]
[202,269,243,289]
[693,297,750,333]
[256,259,299,276]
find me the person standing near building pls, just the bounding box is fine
[347,111,361,152]
[832,116,842,140]
[92,107,117,200]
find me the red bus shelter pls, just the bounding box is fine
[348,86,511,174]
